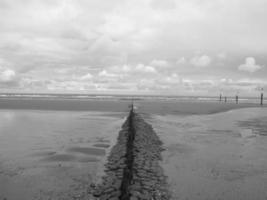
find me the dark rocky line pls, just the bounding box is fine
[120,108,135,200]
[93,108,170,200]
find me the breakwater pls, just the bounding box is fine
[93,108,170,200]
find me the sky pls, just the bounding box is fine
[0,0,266,96]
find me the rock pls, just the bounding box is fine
[130,196,139,200]
[95,111,170,199]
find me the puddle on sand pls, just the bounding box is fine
[41,154,76,162]
[93,143,110,148]
[32,151,57,157]
[36,147,106,163]
[67,147,106,156]
[78,157,99,162]
[238,117,267,136]
[95,137,110,143]
[239,129,256,138]
[167,143,196,154]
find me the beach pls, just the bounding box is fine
[0,108,126,200]
[1,0,266,199]
[0,97,267,200]
[146,107,267,200]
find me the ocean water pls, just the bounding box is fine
[0,93,264,115]
[0,93,265,103]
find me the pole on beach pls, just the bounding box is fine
[260,93,263,106]
[235,95,238,104]
[259,87,264,106]
[219,94,222,102]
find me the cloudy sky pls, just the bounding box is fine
[0,0,266,96]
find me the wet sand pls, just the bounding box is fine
[0,110,125,200]
[146,107,267,200]
[0,98,131,112]
[0,99,266,200]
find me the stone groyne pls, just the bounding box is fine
[93,109,170,200]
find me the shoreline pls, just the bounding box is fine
[0,98,265,115]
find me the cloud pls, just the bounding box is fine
[0,66,20,88]
[0,57,20,88]
[80,73,93,80]
[176,57,186,65]
[108,64,157,75]
[190,55,211,67]
[150,0,176,10]
[98,14,136,40]
[135,64,156,73]
[238,57,263,72]
[0,0,267,94]
[0,68,16,82]
[158,73,180,85]
[150,59,169,68]
[217,53,226,60]
[0,59,17,83]
[98,70,119,78]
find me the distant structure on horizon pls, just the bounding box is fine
[261,91,264,106]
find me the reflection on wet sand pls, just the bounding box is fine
[0,110,125,200]
[42,154,76,162]
[67,147,106,156]
[93,143,110,148]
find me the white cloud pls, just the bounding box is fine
[135,64,156,73]
[80,73,93,80]
[190,55,211,67]
[220,78,233,84]
[217,53,226,59]
[107,64,157,75]
[158,73,180,86]
[0,68,16,82]
[98,70,119,78]
[98,14,136,40]
[176,57,186,65]
[150,0,176,10]
[238,57,263,73]
[150,59,169,68]
[0,0,267,94]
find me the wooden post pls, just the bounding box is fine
[235,95,238,104]
[260,93,263,106]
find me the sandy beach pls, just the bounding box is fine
[146,107,267,200]
[0,109,126,200]
[0,98,266,200]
